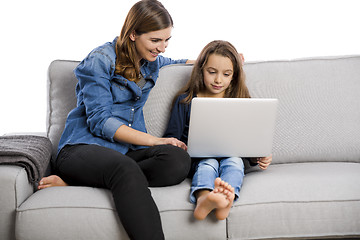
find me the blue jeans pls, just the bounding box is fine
[190,157,245,204]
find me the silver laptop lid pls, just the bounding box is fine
[187,98,278,158]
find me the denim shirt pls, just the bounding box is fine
[57,37,187,155]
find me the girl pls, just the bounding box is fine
[38,1,193,239]
[163,40,272,220]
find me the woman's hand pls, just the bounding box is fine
[114,125,187,150]
[154,137,187,151]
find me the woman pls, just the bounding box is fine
[39,1,192,239]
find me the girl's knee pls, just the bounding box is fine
[197,158,219,172]
[222,157,244,168]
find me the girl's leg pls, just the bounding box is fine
[189,158,231,220]
[190,158,219,203]
[55,144,164,240]
[126,144,191,187]
[215,157,245,220]
[219,157,245,200]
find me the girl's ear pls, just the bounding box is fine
[129,31,137,42]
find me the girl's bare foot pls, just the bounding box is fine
[38,175,68,190]
[214,180,235,220]
[193,178,230,220]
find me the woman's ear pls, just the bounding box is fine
[129,31,137,42]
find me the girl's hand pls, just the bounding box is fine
[256,154,272,170]
[155,137,187,151]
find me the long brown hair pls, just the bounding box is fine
[115,0,173,82]
[178,40,250,104]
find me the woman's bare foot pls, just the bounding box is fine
[214,180,235,220]
[193,178,230,220]
[38,175,68,190]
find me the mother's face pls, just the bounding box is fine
[130,27,172,62]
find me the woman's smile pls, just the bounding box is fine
[150,51,159,57]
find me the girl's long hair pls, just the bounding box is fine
[178,40,250,104]
[115,0,173,82]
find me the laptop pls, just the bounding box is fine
[187,97,278,158]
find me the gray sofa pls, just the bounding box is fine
[1,55,360,240]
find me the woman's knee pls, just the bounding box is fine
[155,145,191,185]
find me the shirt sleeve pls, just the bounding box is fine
[163,95,190,144]
[74,52,124,142]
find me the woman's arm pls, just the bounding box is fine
[114,125,187,150]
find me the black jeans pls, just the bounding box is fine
[55,144,191,240]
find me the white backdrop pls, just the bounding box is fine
[1,0,359,135]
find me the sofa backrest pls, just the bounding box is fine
[47,60,79,158]
[47,56,360,164]
[244,56,360,164]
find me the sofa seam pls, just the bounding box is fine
[233,198,360,208]
[16,205,118,213]
[17,199,360,213]
[13,168,22,209]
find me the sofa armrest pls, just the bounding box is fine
[0,134,52,186]
[3,132,47,137]
[0,165,33,240]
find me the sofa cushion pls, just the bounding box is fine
[16,179,226,240]
[228,162,360,239]
[47,60,79,159]
[244,56,360,164]
[143,64,192,137]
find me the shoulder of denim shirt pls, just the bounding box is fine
[83,37,118,74]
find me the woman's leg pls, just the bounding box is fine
[126,144,191,187]
[55,144,164,240]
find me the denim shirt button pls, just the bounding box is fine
[129,124,132,127]
[135,97,140,101]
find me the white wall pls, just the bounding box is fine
[1,0,359,135]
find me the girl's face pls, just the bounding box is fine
[200,53,234,98]
[130,27,172,62]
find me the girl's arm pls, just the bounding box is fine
[114,125,187,150]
